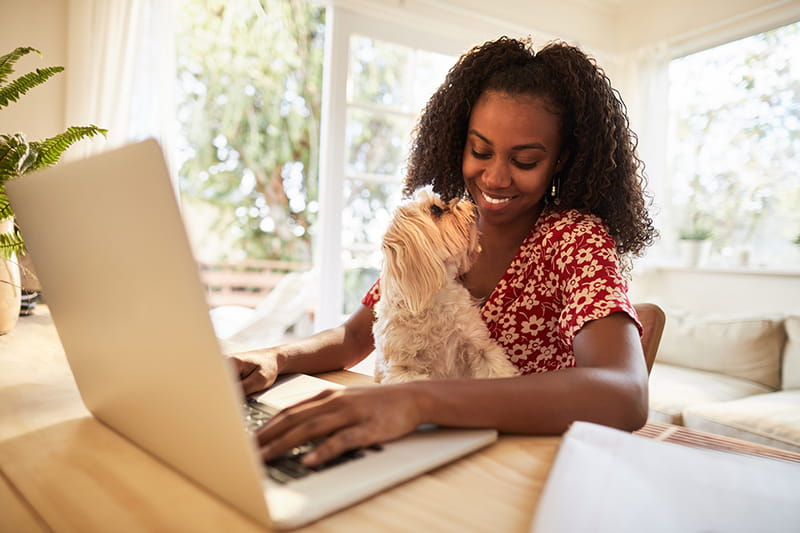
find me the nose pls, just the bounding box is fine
[481,159,512,189]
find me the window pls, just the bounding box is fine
[340,35,454,313]
[174,0,325,265]
[314,7,472,329]
[174,1,511,329]
[667,21,800,269]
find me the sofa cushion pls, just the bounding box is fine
[648,363,773,425]
[656,311,786,389]
[682,390,800,453]
[782,316,800,390]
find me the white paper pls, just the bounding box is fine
[530,421,800,533]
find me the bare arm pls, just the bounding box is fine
[256,311,648,466]
[231,304,376,394]
[415,311,649,434]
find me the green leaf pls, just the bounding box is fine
[0,65,64,109]
[0,47,40,86]
[0,47,107,259]
[0,133,32,182]
[0,191,12,219]
[0,224,23,260]
[28,125,108,171]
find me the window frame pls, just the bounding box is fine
[314,5,491,329]
[637,19,800,274]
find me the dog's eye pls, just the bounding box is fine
[430,204,445,216]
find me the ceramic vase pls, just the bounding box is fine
[0,218,21,334]
[678,239,712,268]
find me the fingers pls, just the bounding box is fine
[255,386,420,469]
[257,390,376,467]
[232,356,265,395]
[241,370,267,396]
[303,426,371,467]
[256,390,341,454]
[226,355,248,377]
[259,410,351,466]
[228,352,277,395]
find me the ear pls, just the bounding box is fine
[381,232,447,314]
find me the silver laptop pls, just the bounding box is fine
[7,139,497,530]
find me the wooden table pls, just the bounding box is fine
[2,307,798,532]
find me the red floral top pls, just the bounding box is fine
[362,208,641,375]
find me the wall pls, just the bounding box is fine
[630,267,800,316]
[0,0,69,139]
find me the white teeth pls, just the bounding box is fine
[482,191,512,205]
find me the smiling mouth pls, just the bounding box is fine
[481,191,514,205]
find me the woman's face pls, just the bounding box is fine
[462,90,564,229]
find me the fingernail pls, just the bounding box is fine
[301,451,318,466]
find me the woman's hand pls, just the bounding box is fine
[255,384,426,467]
[228,349,282,395]
[227,305,378,397]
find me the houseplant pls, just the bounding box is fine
[0,46,106,333]
[678,216,714,268]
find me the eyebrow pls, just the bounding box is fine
[467,129,547,152]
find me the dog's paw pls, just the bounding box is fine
[380,369,431,384]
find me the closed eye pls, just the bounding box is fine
[470,149,491,160]
[513,160,539,170]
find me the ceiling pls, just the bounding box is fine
[336,0,800,59]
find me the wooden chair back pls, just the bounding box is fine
[633,303,666,375]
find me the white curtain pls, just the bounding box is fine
[616,42,673,264]
[64,0,176,175]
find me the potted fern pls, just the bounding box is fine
[0,46,106,333]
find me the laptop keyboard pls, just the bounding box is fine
[244,397,382,484]
[243,397,277,432]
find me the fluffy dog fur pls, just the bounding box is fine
[372,186,519,383]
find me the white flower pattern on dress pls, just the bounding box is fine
[361,209,641,375]
[479,209,640,373]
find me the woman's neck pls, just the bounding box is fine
[462,205,545,302]
[477,204,544,254]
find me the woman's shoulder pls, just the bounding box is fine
[537,209,611,239]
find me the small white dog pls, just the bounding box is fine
[372,186,519,383]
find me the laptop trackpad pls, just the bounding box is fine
[253,374,344,410]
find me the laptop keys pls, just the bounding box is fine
[267,456,315,483]
[243,398,277,432]
[266,444,383,484]
[244,397,384,484]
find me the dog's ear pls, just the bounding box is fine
[381,228,447,314]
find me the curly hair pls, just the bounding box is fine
[404,36,657,259]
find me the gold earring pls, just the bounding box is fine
[549,175,560,205]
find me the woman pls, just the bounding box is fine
[231,37,657,467]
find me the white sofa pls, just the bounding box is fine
[648,309,800,453]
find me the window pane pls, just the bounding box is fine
[341,35,455,314]
[668,21,800,268]
[412,49,454,107]
[348,35,412,108]
[175,0,324,265]
[342,178,403,248]
[345,107,413,176]
[341,179,403,313]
